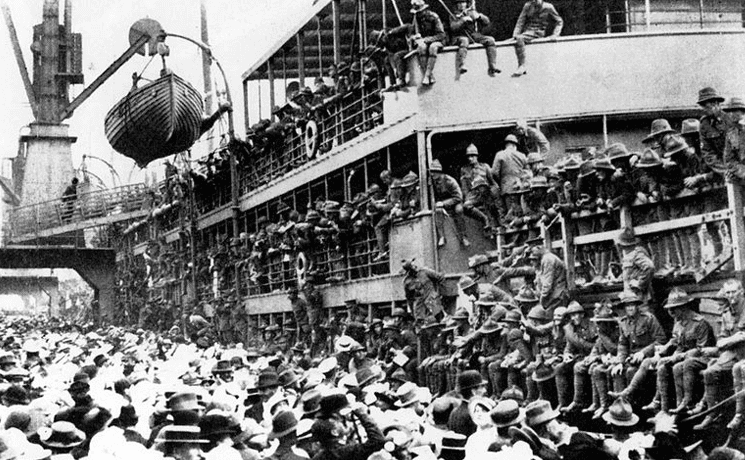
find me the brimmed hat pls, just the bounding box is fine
[429,159,443,172]
[724,97,745,112]
[527,305,550,322]
[390,368,409,384]
[279,369,301,388]
[168,392,201,411]
[458,275,477,291]
[619,290,642,305]
[300,389,322,415]
[211,360,234,375]
[451,308,470,320]
[566,301,584,316]
[155,425,208,445]
[355,367,378,387]
[395,382,421,407]
[477,318,502,335]
[468,396,496,419]
[532,363,556,382]
[593,156,615,171]
[504,135,518,146]
[635,148,662,168]
[602,397,639,426]
[563,156,581,170]
[578,161,596,178]
[457,370,485,391]
[663,288,696,309]
[530,176,549,189]
[475,297,497,309]
[2,385,29,405]
[336,336,365,354]
[501,310,522,324]
[465,143,479,156]
[113,405,138,428]
[680,118,700,136]
[526,152,543,165]
[616,227,640,247]
[500,385,525,403]
[604,143,632,161]
[441,432,467,452]
[697,86,725,105]
[400,171,419,188]
[257,371,280,389]
[591,303,617,322]
[467,254,489,268]
[515,286,539,303]
[317,357,338,374]
[490,400,525,428]
[269,410,298,439]
[662,135,690,159]
[410,0,428,13]
[319,393,351,417]
[643,119,676,143]
[38,421,86,450]
[200,414,239,439]
[525,399,560,427]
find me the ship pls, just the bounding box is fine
[111,0,745,340]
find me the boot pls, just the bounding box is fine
[593,369,610,418]
[485,46,500,75]
[422,56,437,85]
[677,231,694,276]
[525,370,539,402]
[562,371,587,412]
[555,368,573,411]
[658,366,672,413]
[583,377,600,414]
[642,397,661,412]
[455,47,467,79]
[694,414,719,431]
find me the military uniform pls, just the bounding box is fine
[492,138,528,224]
[431,161,468,246]
[403,262,445,358]
[461,146,499,229]
[621,246,655,304]
[613,307,666,394]
[411,3,447,85]
[556,311,596,410]
[700,108,731,177]
[449,4,499,78]
[511,0,563,75]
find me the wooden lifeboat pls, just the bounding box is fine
[104,71,204,168]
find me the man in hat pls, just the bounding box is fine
[492,134,528,225]
[430,159,469,247]
[615,227,655,304]
[723,97,745,183]
[460,143,499,232]
[154,425,209,460]
[266,410,308,460]
[573,302,619,420]
[402,259,444,356]
[609,291,666,398]
[684,279,745,429]
[514,119,551,158]
[557,301,596,413]
[486,310,525,395]
[530,245,568,315]
[450,0,499,79]
[407,0,446,86]
[526,399,614,460]
[288,287,310,347]
[448,370,487,436]
[511,0,563,77]
[310,401,385,460]
[698,86,732,178]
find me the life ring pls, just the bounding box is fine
[305,120,319,159]
[296,252,308,288]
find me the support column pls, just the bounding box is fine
[297,31,306,86]
[18,124,75,207]
[727,182,745,271]
[268,60,276,121]
[332,0,342,64]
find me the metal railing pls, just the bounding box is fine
[602,1,745,33]
[8,184,149,239]
[238,86,385,197]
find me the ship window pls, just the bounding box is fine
[327,171,344,203]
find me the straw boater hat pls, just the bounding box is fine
[155,425,209,445]
[38,421,86,450]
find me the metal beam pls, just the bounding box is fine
[58,33,150,120]
[1,2,39,120]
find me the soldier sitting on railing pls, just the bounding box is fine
[698,86,732,180]
[449,0,500,80]
[369,29,408,91]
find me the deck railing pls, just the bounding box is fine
[8,184,149,240]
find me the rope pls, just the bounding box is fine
[680,387,745,424]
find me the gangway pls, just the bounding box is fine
[7,184,150,244]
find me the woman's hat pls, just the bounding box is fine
[38,421,86,450]
[155,425,208,445]
[490,399,526,428]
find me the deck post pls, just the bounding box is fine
[727,182,745,271]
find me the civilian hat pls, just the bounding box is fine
[490,400,526,428]
[268,410,298,439]
[525,399,560,427]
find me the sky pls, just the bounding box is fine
[0,0,317,187]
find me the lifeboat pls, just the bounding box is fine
[104,71,204,168]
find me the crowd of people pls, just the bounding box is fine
[0,302,741,460]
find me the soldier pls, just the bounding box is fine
[608,291,666,400]
[686,279,745,429]
[579,303,619,420]
[391,172,421,221]
[511,0,563,77]
[529,245,568,315]
[558,301,596,412]
[366,318,385,358]
[615,227,654,306]
[514,119,550,157]
[409,0,447,86]
[402,259,445,357]
[698,87,731,178]
[449,0,499,79]
[723,97,745,184]
[430,159,469,247]
[522,304,554,402]
[460,143,499,231]
[288,287,310,347]
[492,134,528,226]
[629,289,715,412]
[486,310,524,395]
[476,315,504,394]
